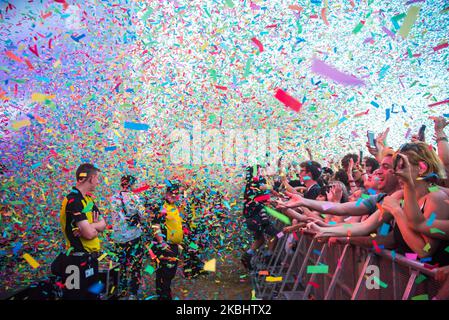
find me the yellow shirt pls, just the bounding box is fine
[164,202,184,244]
[60,189,101,253]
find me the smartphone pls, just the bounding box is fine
[367,131,377,149]
[418,125,426,142]
[393,153,403,171]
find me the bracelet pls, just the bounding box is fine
[436,137,448,143]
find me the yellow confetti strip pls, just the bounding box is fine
[11,119,31,130]
[23,253,40,269]
[97,253,108,261]
[203,258,216,272]
[31,93,55,102]
[266,276,282,282]
[398,6,420,39]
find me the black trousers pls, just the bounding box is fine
[115,237,144,296]
[154,243,179,300]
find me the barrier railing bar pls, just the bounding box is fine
[324,244,349,300]
[278,232,305,294]
[401,270,418,300]
[351,253,373,300]
[302,242,328,300]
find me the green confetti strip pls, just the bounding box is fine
[415,274,427,285]
[430,228,446,235]
[144,265,155,275]
[307,265,329,274]
[373,276,388,288]
[411,294,429,300]
[264,206,291,225]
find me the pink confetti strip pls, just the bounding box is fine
[251,37,264,52]
[433,42,448,52]
[311,59,365,86]
[428,99,449,107]
[274,89,302,112]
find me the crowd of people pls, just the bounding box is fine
[2,115,449,300]
[240,116,449,300]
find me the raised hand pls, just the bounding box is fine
[430,116,449,135]
[393,153,414,185]
[381,195,403,217]
[376,127,390,148]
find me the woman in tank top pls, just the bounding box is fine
[381,142,449,266]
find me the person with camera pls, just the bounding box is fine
[110,175,146,300]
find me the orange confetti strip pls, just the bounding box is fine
[288,5,303,12]
[5,51,23,63]
[321,8,330,26]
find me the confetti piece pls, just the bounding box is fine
[307,265,329,274]
[415,274,427,284]
[428,186,439,193]
[411,294,429,300]
[97,253,108,261]
[373,276,388,288]
[398,6,420,39]
[251,37,264,53]
[370,101,380,108]
[23,253,40,269]
[264,206,291,225]
[379,223,390,236]
[311,59,365,86]
[132,185,150,193]
[428,99,449,107]
[321,8,329,26]
[307,281,319,288]
[11,119,31,130]
[274,89,302,112]
[423,243,431,252]
[352,21,365,34]
[31,93,56,102]
[433,42,448,52]
[189,242,199,250]
[426,212,436,227]
[430,228,446,235]
[405,253,418,260]
[265,276,282,282]
[124,121,149,131]
[145,265,155,275]
[71,34,86,42]
[203,258,216,272]
[5,50,23,63]
[258,270,269,276]
[224,0,234,8]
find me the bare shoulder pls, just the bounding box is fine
[426,188,449,202]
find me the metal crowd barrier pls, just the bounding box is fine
[251,214,442,300]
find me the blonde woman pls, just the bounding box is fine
[383,142,449,265]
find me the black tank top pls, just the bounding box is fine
[393,198,449,266]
